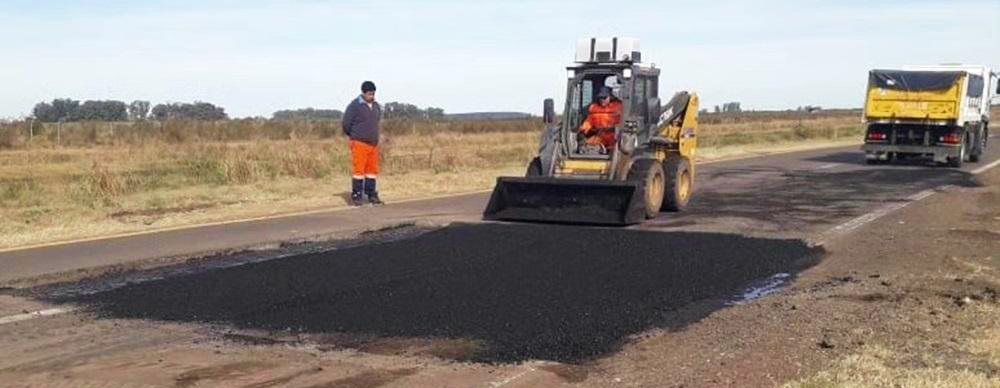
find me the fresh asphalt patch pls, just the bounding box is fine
[58,223,822,363]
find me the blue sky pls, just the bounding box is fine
[1,0,998,118]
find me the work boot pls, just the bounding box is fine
[350,179,365,207]
[364,178,384,206]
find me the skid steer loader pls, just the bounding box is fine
[483,38,699,225]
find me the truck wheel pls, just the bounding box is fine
[969,125,985,163]
[947,136,966,168]
[661,156,693,212]
[627,159,665,219]
[525,157,542,177]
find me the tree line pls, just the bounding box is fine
[32,99,228,122]
[381,102,445,120]
[31,98,447,123]
[271,102,445,121]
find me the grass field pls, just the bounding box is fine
[1,110,866,249]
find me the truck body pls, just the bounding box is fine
[862,65,999,166]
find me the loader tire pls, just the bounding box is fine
[662,156,693,212]
[525,157,543,177]
[627,159,665,219]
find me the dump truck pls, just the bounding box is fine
[483,38,699,225]
[862,65,999,167]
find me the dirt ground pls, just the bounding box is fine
[0,168,998,387]
[582,168,1000,387]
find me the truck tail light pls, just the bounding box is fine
[867,132,887,141]
[939,133,962,144]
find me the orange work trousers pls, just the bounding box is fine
[585,128,617,150]
[350,140,379,179]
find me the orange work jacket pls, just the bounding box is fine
[579,100,623,134]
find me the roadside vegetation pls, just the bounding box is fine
[1,110,865,248]
[783,263,1000,388]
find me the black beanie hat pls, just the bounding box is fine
[361,81,376,93]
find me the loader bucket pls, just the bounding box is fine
[483,177,646,225]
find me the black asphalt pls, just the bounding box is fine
[61,223,821,363]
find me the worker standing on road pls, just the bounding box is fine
[579,86,623,151]
[342,81,384,207]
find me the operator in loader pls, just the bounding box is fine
[578,86,623,152]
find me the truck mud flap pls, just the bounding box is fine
[482,177,646,226]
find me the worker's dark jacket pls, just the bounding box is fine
[342,96,382,146]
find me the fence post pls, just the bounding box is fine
[428,145,435,170]
[28,118,34,141]
[57,120,62,145]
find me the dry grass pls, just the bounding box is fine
[783,295,1000,388]
[784,250,1000,388]
[783,341,1000,388]
[0,113,864,249]
[0,132,535,248]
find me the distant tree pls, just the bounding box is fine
[722,102,742,113]
[74,100,127,121]
[426,107,445,120]
[51,98,81,122]
[128,100,151,121]
[105,100,128,121]
[150,104,169,120]
[32,102,59,122]
[272,108,343,121]
[151,101,228,120]
[383,102,445,120]
[188,101,228,120]
[714,105,721,114]
[383,102,421,119]
[796,105,822,113]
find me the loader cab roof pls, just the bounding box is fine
[566,63,661,80]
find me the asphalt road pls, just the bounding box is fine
[2,144,999,283]
[64,225,821,363]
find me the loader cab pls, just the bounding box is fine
[562,64,661,157]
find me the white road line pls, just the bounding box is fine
[972,158,1000,175]
[814,163,841,170]
[816,150,1000,244]
[815,186,947,245]
[488,366,537,388]
[0,307,76,326]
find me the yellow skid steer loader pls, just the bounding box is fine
[484,38,699,225]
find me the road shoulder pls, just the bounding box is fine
[585,166,1000,387]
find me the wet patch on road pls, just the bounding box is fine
[57,223,823,363]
